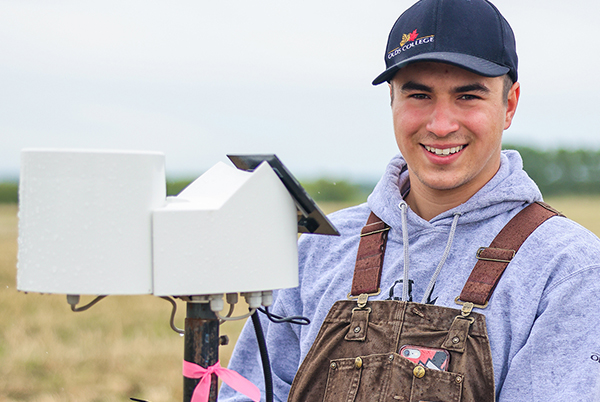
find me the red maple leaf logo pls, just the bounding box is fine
[409,29,418,41]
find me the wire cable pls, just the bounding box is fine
[251,311,273,402]
[257,306,310,325]
[70,295,107,312]
[159,296,185,335]
[216,308,256,322]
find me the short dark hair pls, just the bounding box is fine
[502,74,514,105]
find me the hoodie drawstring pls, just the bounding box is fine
[421,212,460,304]
[398,201,461,304]
[399,201,410,302]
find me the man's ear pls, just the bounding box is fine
[504,81,520,130]
[389,82,394,106]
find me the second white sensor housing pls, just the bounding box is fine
[152,161,299,296]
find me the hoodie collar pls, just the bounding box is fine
[367,150,543,229]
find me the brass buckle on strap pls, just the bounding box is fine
[476,247,515,263]
[348,289,381,309]
[454,297,488,322]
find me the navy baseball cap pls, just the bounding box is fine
[372,0,518,85]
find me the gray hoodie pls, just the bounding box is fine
[221,150,600,401]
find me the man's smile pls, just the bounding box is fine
[423,144,466,156]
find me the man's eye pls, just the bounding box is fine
[459,94,480,100]
[410,93,429,99]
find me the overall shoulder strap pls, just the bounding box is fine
[350,212,389,297]
[458,201,563,306]
[350,202,562,304]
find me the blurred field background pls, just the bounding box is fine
[1,196,599,401]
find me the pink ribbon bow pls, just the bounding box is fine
[183,360,260,402]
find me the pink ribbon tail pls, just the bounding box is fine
[183,360,260,402]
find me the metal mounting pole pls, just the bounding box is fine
[184,302,220,402]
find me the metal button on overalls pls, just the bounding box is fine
[413,366,425,378]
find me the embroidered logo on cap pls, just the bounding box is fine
[400,29,419,47]
[387,29,435,60]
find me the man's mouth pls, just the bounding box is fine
[423,145,465,156]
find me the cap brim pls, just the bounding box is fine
[372,52,510,85]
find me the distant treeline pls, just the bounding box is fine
[297,145,600,201]
[300,179,373,204]
[504,144,600,196]
[168,145,600,202]
[299,144,600,201]
[0,182,18,204]
[1,146,599,203]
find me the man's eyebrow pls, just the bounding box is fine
[400,81,432,92]
[453,83,490,93]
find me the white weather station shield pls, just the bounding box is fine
[17,149,301,297]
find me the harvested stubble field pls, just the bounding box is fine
[1,197,599,401]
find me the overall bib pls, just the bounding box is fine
[287,202,561,402]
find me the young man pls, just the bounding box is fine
[221,0,600,400]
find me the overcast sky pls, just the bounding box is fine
[1,0,599,181]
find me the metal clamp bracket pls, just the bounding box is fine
[348,289,381,309]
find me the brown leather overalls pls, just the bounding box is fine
[287,202,561,402]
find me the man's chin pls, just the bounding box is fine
[415,174,468,193]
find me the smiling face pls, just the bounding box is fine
[390,62,519,218]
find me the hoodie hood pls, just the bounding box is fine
[367,150,543,230]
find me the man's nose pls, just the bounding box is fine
[425,101,459,137]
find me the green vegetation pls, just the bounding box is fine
[165,177,373,203]
[300,179,372,204]
[503,145,600,196]
[301,145,600,201]
[0,181,18,203]
[3,145,600,204]
[166,178,195,196]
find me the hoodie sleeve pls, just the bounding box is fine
[219,287,302,402]
[497,263,600,401]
